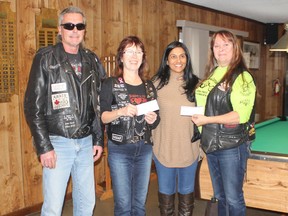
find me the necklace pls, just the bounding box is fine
[134,115,145,136]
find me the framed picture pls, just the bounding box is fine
[243,41,260,69]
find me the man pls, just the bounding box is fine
[24,6,106,216]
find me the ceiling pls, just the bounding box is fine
[179,0,288,24]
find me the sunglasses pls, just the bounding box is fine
[61,23,86,31]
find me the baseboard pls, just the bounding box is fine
[3,203,42,216]
[3,193,72,216]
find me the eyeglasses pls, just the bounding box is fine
[123,50,143,57]
[61,23,86,31]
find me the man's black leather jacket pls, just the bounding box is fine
[24,43,106,156]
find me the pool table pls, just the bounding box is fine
[198,117,288,213]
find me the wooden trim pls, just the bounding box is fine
[168,0,264,24]
[3,193,72,216]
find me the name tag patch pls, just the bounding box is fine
[112,133,123,142]
[51,82,67,92]
[52,93,70,110]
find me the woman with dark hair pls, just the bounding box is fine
[192,30,256,216]
[152,41,200,215]
[100,36,160,216]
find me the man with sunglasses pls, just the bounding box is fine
[24,6,106,216]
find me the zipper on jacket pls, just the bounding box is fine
[80,72,93,115]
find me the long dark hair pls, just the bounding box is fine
[152,41,199,102]
[114,36,149,80]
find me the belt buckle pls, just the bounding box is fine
[132,135,144,143]
[72,126,90,139]
[133,136,140,143]
[82,126,90,135]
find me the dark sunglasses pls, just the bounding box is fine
[61,23,86,31]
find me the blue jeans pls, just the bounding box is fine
[41,135,95,216]
[108,140,152,216]
[206,142,250,216]
[153,154,198,195]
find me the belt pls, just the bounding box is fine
[131,135,144,143]
[71,126,91,139]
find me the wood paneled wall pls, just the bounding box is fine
[0,0,286,214]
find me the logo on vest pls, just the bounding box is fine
[112,133,123,142]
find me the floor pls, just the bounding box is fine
[28,177,287,216]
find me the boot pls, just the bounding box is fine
[178,192,194,216]
[158,191,175,216]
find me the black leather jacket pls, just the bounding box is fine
[24,43,106,155]
[103,77,160,145]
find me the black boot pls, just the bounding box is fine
[178,192,194,216]
[158,192,175,216]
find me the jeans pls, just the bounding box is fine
[108,140,152,216]
[206,142,250,216]
[153,154,198,195]
[41,135,95,216]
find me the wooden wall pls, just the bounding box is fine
[0,0,286,214]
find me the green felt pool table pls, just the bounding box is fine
[250,117,288,162]
[198,117,288,213]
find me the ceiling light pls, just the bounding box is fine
[269,23,288,52]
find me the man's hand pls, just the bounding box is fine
[93,145,103,162]
[40,150,57,169]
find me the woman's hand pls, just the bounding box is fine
[191,114,207,126]
[144,111,157,124]
[192,111,240,126]
[102,103,137,124]
[120,103,137,117]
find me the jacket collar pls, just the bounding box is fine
[52,43,94,83]
[53,42,91,66]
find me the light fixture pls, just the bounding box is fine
[269,23,288,52]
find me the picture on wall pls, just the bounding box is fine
[243,41,260,69]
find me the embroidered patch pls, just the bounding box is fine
[51,82,67,92]
[52,93,70,110]
[118,92,128,100]
[63,114,76,129]
[112,133,123,142]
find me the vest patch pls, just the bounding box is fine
[51,93,70,110]
[112,133,123,142]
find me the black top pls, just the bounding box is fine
[100,80,146,136]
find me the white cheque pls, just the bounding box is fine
[180,106,204,116]
[136,100,159,116]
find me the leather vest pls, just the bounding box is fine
[107,77,158,144]
[201,74,249,153]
